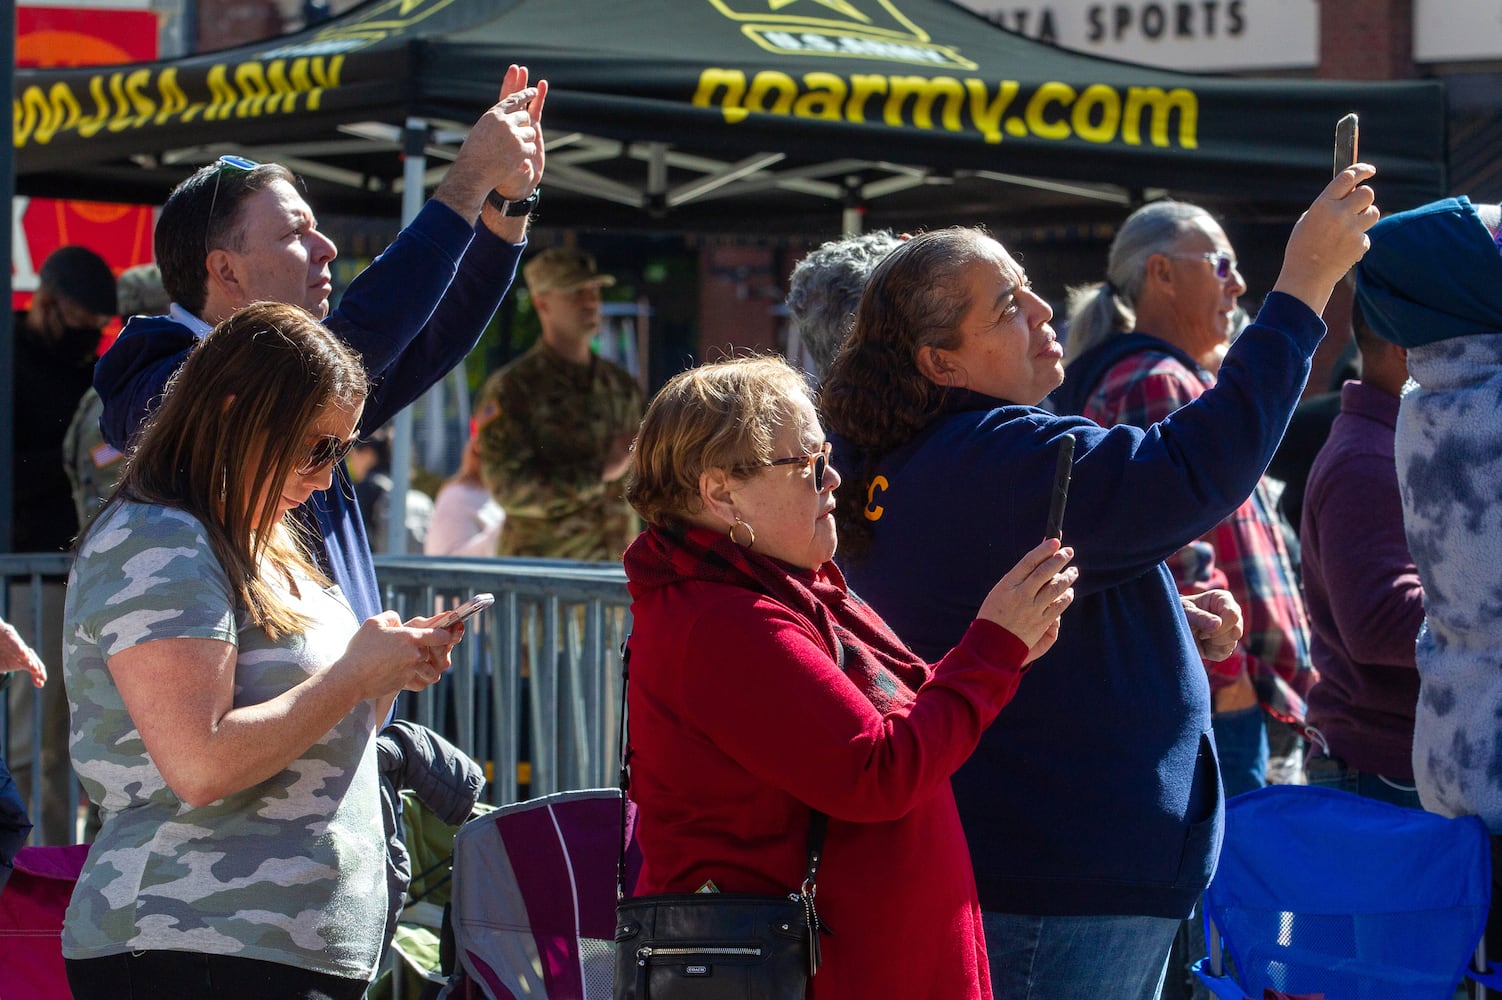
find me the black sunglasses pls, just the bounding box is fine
[297,434,358,475]
[743,441,832,491]
[205,154,261,257]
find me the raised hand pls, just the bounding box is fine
[436,63,549,219]
[1273,162,1380,314]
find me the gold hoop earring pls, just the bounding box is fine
[728,517,755,548]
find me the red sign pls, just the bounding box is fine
[13,5,160,335]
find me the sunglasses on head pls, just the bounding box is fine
[742,441,832,491]
[297,434,359,475]
[1168,251,1238,280]
[205,154,262,257]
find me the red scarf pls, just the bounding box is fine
[624,524,930,714]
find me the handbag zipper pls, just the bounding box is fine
[637,945,763,964]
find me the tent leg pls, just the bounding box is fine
[388,118,430,556]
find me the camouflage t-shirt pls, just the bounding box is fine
[61,501,387,980]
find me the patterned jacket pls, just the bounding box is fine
[478,341,644,561]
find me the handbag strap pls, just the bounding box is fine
[616,635,828,901]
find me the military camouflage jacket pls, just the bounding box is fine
[478,341,644,561]
[62,501,387,978]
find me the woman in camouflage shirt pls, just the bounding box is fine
[61,303,461,999]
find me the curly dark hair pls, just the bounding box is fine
[820,226,987,559]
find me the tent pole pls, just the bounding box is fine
[387,118,429,557]
[841,205,863,237]
[841,176,863,237]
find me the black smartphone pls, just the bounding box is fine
[434,593,495,629]
[1334,112,1359,177]
[1045,434,1075,541]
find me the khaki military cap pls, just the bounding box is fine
[523,247,617,295]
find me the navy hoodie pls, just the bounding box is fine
[832,292,1323,919]
[93,201,522,620]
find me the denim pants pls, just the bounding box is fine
[983,910,1181,1000]
[1211,706,1269,799]
[1303,754,1423,810]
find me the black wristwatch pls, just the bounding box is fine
[485,186,540,217]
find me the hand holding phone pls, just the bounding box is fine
[433,593,495,629]
[1334,112,1359,177]
[1045,434,1075,541]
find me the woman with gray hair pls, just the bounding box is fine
[787,230,904,379]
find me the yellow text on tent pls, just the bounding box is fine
[692,68,1199,149]
[13,56,346,147]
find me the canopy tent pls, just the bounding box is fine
[13,0,1447,235]
[5,0,1450,554]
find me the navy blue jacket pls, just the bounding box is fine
[0,755,30,895]
[832,292,1323,919]
[94,201,523,621]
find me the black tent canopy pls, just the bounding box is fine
[12,0,1446,234]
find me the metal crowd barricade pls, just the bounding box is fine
[0,552,630,844]
[375,554,632,804]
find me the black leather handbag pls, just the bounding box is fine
[612,639,827,999]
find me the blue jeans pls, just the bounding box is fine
[1211,706,1268,799]
[983,910,1181,1000]
[1304,754,1423,810]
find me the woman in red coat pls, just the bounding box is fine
[621,355,1076,999]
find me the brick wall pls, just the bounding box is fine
[1318,0,1416,80]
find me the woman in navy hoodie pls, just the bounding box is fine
[820,166,1377,1000]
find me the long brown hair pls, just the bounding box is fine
[820,227,988,559]
[97,302,368,638]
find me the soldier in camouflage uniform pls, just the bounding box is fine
[62,264,169,533]
[479,247,644,561]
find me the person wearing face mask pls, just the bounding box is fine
[8,243,116,846]
[12,244,117,556]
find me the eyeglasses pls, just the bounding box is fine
[296,434,359,475]
[741,441,832,491]
[1167,251,1238,280]
[205,154,261,257]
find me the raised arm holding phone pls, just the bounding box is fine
[822,165,1377,999]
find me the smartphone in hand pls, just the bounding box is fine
[1045,435,1075,541]
[1334,112,1359,176]
[433,593,495,629]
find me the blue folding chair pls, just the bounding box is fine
[1193,784,1502,999]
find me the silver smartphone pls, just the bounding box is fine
[434,593,495,629]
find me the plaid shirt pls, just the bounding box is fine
[1081,346,1315,724]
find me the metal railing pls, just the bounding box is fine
[0,552,631,845]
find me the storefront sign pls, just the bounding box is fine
[954,0,1318,71]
